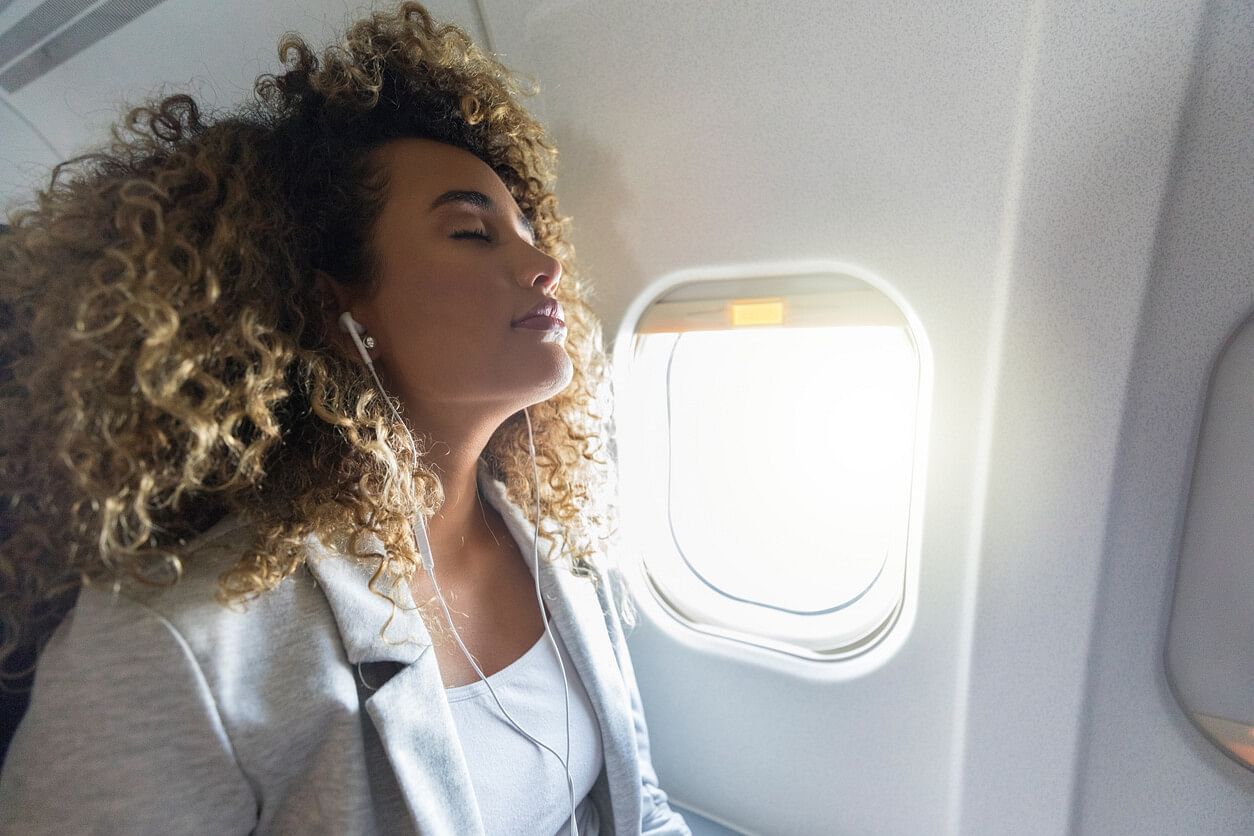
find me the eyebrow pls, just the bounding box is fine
[428,189,536,244]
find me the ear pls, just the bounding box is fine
[313,270,362,360]
[314,269,355,317]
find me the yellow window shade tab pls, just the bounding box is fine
[729,298,785,327]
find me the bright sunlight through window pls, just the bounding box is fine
[617,273,926,658]
[669,326,915,611]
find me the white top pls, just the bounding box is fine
[444,620,605,836]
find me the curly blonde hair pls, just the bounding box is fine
[0,1,631,686]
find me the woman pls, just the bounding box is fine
[0,3,691,834]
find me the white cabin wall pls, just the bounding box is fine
[1069,0,1254,831]
[483,1,1038,832]
[487,1,1248,832]
[955,1,1209,833]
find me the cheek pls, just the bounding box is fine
[386,262,466,324]
[398,278,504,356]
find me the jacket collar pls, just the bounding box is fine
[302,510,430,666]
[302,457,643,835]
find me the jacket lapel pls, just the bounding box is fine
[303,523,486,834]
[476,461,643,835]
[363,651,487,834]
[301,457,643,835]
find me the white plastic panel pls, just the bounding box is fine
[0,95,58,216]
[0,0,485,211]
[1068,0,1254,830]
[1167,315,1254,769]
[481,0,1211,832]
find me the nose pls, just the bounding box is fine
[522,246,562,295]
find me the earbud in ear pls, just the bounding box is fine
[338,310,362,334]
[338,311,374,367]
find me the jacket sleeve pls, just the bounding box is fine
[602,564,693,836]
[0,585,258,835]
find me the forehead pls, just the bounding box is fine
[371,138,518,212]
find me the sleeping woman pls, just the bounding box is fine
[0,3,691,833]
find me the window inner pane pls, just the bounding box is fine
[667,325,918,613]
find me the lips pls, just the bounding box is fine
[513,298,565,327]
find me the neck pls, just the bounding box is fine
[421,439,496,569]
[368,365,527,573]
[405,414,521,576]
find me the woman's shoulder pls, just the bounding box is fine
[118,512,306,619]
[66,511,336,678]
[1,512,336,830]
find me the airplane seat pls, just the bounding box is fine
[0,642,36,773]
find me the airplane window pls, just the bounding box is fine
[1166,312,1254,772]
[617,273,926,658]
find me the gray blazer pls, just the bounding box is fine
[0,460,691,835]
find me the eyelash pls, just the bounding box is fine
[451,228,491,242]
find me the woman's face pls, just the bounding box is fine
[348,138,572,426]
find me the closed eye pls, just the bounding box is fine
[451,228,491,242]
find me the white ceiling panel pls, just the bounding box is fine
[0,93,57,215]
[0,0,483,213]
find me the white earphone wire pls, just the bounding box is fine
[339,312,578,836]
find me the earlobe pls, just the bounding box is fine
[338,310,378,367]
[339,312,375,349]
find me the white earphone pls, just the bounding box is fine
[337,311,579,836]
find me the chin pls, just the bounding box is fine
[542,360,576,397]
[495,354,573,405]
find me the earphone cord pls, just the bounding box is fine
[422,530,578,836]
[354,347,578,836]
[521,407,577,836]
